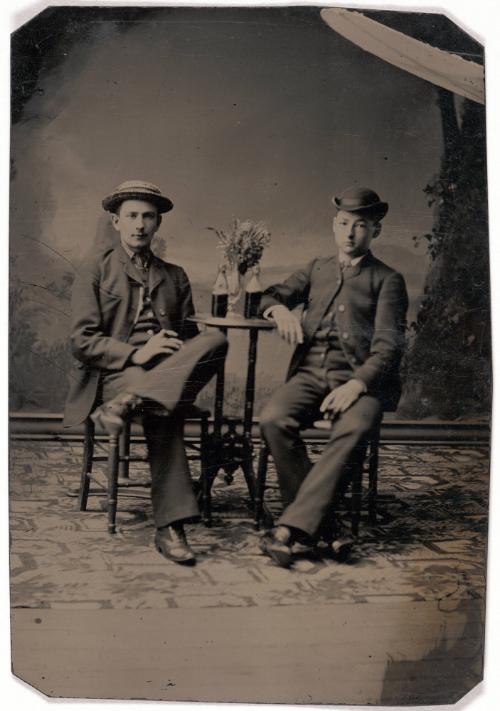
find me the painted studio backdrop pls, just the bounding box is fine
[10,6,490,422]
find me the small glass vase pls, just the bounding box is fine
[226,263,242,316]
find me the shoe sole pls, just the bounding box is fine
[331,539,353,562]
[263,542,293,568]
[155,542,196,566]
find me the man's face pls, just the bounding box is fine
[111,199,161,252]
[333,209,381,260]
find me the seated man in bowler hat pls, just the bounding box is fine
[64,180,228,566]
[259,186,408,567]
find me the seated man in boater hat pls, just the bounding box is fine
[64,180,228,566]
[259,186,408,567]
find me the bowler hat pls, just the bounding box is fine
[333,186,388,221]
[102,180,173,214]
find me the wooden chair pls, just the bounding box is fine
[78,405,211,534]
[254,419,381,538]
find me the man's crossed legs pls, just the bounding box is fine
[93,329,228,565]
[259,366,382,567]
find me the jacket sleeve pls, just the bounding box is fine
[353,271,408,389]
[259,259,315,315]
[69,260,137,371]
[176,267,200,341]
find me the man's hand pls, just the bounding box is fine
[320,379,365,416]
[131,329,183,366]
[270,304,304,345]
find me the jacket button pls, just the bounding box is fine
[342,332,349,339]
[338,304,345,312]
[147,311,154,318]
[159,309,166,316]
[351,357,358,364]
[147,329,154,335]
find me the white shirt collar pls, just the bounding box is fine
[339,254,365,267]
[120,239,153,265]
[120,239,135,260]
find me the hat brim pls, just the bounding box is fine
[102,191,173,214]
[333,197,388,221]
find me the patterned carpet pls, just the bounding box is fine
[10,439,488,610]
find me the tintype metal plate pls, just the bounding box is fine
[9,4,490,705]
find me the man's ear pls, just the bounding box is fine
[110,213,120,232]
[372,222,382,240]
[156,214,162,231]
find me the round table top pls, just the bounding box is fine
[188,313,276,330]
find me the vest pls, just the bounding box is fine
[303,298,352,374]
[127,256,162,347]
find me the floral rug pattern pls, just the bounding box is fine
[10,440,488,610]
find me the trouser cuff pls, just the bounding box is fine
[154,505,200,529]
[277,516,316,541]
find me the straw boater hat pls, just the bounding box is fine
[102,180,174,214]
[332,186,388,221]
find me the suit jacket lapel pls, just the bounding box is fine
[312,251,372,328]
[116,245,165,292]
[149,256,166,293]
[316,256,343,322]
[305,257,342,337]
[116,244,144,286]
[340,249,375,280]
[342,262,362,279]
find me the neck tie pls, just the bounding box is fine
[132,250,152,271]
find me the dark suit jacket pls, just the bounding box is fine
[63,245,199,428]
[260,251,409,411]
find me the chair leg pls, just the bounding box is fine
[350,459,363,539]
[78,419,95,511]
[107,432,120,534]
[255,442,269,530]
[119,419,131,479]
[368,434,380,525]
[199,416,213,527]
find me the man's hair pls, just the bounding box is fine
[368,214,384,226]
[113,200,160,219]
[350,208,385,225]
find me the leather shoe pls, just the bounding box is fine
[316,511,355,563]
[329,535,354,562]
[260,525,293,568]
[91,392,142,435]
[155,525,196,566]
[317,514,354,562]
